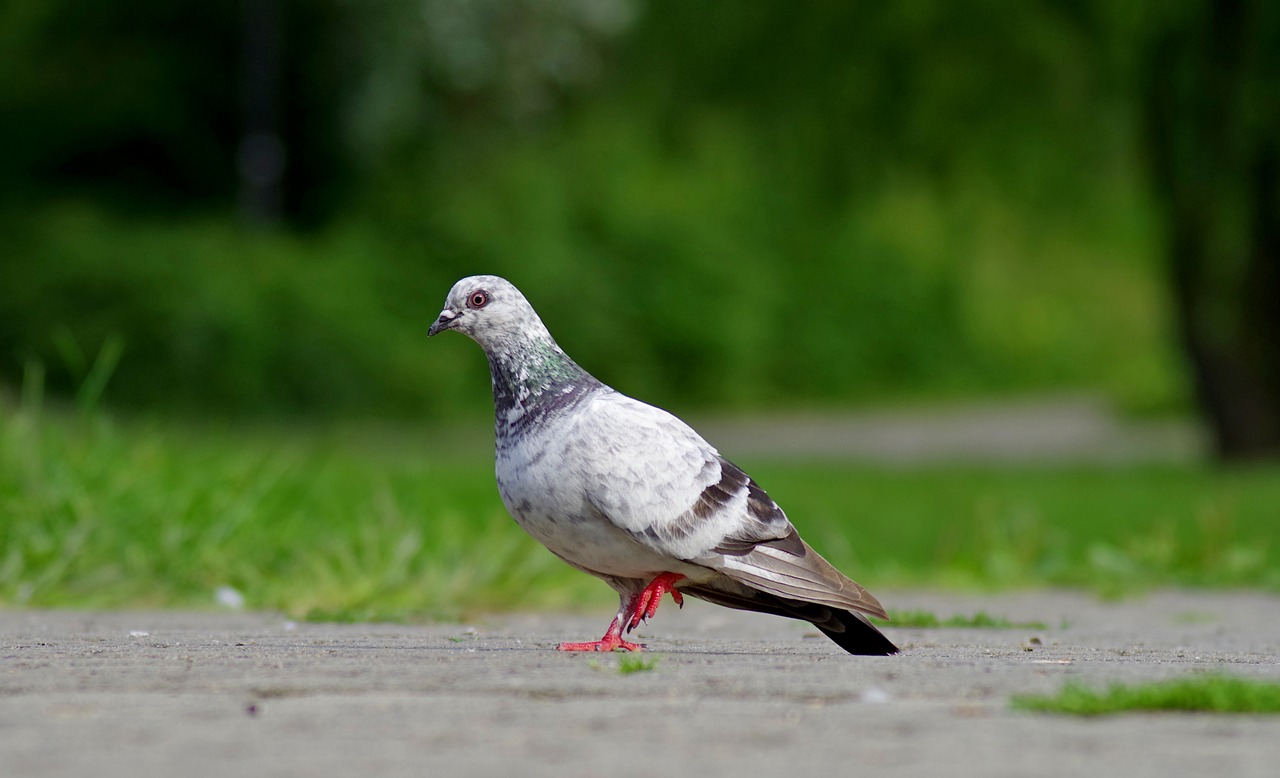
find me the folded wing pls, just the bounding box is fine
[575,391,887,622]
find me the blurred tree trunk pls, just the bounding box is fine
[1144,0,1280,460]
[238,0,285,226]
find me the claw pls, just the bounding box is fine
[624,572,686,632]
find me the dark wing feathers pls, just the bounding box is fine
[711,528,805,557]
[628,456,791,549]
[690,458,785,525]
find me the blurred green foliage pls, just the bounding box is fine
[0,0,1198,418]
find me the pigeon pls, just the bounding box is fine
[428,275,898,655]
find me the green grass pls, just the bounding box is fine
[875,609,1048,629]
[756,459,1280,596]
[588,654,662,674]
[0,405,595,620]
[2,405,1279,619]
[1013,675,1280,716]
[616,654,661,674]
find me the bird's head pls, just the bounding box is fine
[428,275,551,350]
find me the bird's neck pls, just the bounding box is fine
[486,337,599,438]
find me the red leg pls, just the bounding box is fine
[624,572,685,632]
[556,616,645,652]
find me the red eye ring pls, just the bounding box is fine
[467,290,490,309]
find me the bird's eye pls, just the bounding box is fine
[467,290,489,309]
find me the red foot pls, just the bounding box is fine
[556,573,687,652]
[625,572,685,632]
[556,617,644,652]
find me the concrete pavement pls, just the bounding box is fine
[2,590,1278,777]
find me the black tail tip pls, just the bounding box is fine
[818,618,900,656]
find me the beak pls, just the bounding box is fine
[428,308,460,337]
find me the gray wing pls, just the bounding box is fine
[572,391,887,621]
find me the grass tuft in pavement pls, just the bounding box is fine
[1013,675,1280,716]
[615,654,661,674]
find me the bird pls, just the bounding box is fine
[427,275,898,655]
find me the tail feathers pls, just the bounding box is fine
[681,583,899,656]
